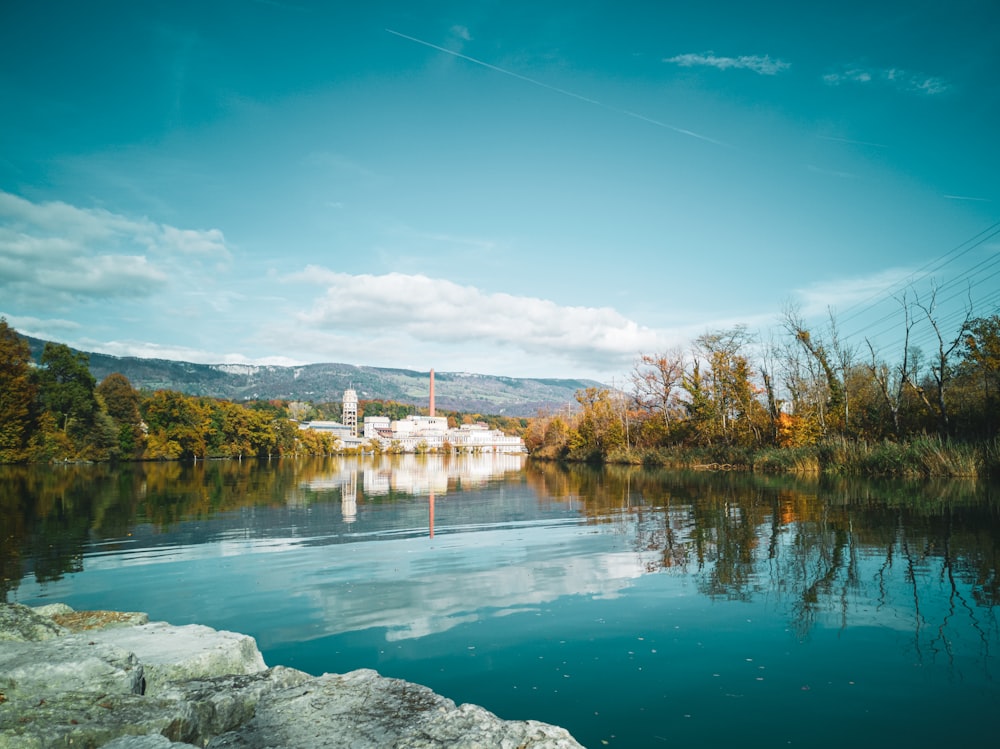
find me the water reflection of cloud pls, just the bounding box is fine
[84,536,308,570]
[265,524,661,645]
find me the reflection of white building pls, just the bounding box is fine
[361,453,525,497]
[298,454,525,499]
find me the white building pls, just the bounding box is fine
[361,414,525,454]
[298,420,365,448]
[363,416,391,440]
[448,423,526,453]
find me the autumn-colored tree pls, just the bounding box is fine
[686,327,769,447]
[525,410,572,459]
[142,390,209,459]
[959,313,1000,436]
[568,387,625,461]
[216,401,279,458]
[96,373,141,424]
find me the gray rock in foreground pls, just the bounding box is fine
[0,602,67,642]
[0,635,144,697]
[209,669,583,749]
[85,621,267,695]
[0,603,585,749]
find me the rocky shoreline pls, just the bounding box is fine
[0,603,584,748]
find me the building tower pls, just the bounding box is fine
[342,388,358,437]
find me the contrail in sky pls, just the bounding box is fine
[386,28,725,147]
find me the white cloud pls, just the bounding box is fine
[287,268,667,374]
[37,255,167,294]
[0,312,82,335]
[0,191,233,303]
[912,77,950,95]
[823,69,872,85]
[823,66,950,95]
[159,226,230,257]
[0,191,137,243]
[664,52,791,75]
[78,338,305,367]
[450,25,472,41]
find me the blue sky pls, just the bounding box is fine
[2,0,998,380]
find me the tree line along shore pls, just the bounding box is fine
[3,310,1000,478]
[525,306,1000,478]
[0,319,527,464]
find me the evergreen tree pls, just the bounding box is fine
[0,319,37,462]
[35,342,99,437]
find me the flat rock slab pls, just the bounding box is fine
[0,691,181,749]
[0,667,312,749]
[208,668,585,749]
[0,636,143,698]
[85,621,267,695]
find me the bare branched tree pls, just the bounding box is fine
[865,292,916,438]
[630,348,685,429]
[910,284,973,436]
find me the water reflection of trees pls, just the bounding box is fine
[526,463,1000,653]
[2,455,529,600]
[6,459,999,662]
[1,459,314,599]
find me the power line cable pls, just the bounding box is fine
[834,220,1000,329]
[837,227,1000,344]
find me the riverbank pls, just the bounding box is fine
[0,603,584,749]
[563,434,1000,478]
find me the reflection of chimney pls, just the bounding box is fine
[429,368,435,417]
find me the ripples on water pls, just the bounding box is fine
[3,456,998,749]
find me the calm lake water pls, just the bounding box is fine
[3,456,998,748]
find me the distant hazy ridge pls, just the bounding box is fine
[24,336,597,416]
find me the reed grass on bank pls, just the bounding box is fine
[584,436,996,478]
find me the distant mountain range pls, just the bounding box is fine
[23,336,597,416]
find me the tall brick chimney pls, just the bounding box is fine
[429,368,435,417]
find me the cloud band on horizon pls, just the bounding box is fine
[287,266,668,373]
